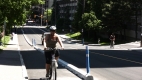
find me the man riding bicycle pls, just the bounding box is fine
[110,33,115,48]
[44,26,64,77]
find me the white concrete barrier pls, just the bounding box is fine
[21,29,32,46]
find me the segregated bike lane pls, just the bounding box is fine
[21,27,94,80]
[21,28,85,80]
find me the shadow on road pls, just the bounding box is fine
[59,49,142,68]
[1,49,142,69]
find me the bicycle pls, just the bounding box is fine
[40,48,58,80]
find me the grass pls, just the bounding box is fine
[66,32,81,39]
[66,32,133,45]
[100,42,110,45]
[0,35,10,51]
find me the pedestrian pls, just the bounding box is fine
[98,38,100,44]
[110,33,115,48]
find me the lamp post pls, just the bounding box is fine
[82,0,85,45]
[41,3,43,27]
[140,27,142,47]
[82,29,84,45]
[55,0,57,26]
[140,9,142,47]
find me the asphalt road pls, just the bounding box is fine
[19,26,142,80]
[17,27,81,80]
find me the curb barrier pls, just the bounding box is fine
[18,47,28,80]
[34,39,36,46]
[58,59,94,80]
[21,29,32,46]
[32,38,34,46]
[18,30,29,79]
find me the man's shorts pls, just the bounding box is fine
[44,50,60,64]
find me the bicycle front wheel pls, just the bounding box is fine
[49,63,57,80]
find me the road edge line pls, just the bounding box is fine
[16,34,28,80]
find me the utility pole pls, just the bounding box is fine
[82,0,85,45]
[83,0,85,13]
[55,0,57,26]
[140,9,142,47]
[41,3,43,27]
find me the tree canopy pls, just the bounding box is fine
[73,0,142,32]
[0,0,43,34]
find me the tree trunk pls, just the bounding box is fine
[135,4,138,41]
[123,25,126,41]
[88,30,90,38]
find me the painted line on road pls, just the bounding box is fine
[17,34,28,80]
[91,52,142,64]
[29,28,41,37]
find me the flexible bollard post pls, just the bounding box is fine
[32,39,33,46]
[86,45,90,73]
[33,38,34,46]
[34,39,36,46]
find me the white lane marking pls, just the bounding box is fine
[29,28,41,37]
[17,34,29,80]
[91,52,142,64]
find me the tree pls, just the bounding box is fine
[0,0,43,34]
[72,0,85,31]
[79,11,101,30]
[79,11,101,38]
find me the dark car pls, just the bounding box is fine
[41,32,49,45]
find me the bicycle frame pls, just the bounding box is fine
[48,49,57,80]
[40,49,58,80]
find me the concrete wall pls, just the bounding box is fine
[116,29,141,40]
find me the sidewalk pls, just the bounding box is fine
[59,34,142,51]
[0,34,25,80]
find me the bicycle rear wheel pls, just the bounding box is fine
[49,63,57,80]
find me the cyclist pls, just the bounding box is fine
[44,26,64,77]
[110,33,115,48]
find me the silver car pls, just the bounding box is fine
[41,32,49,45]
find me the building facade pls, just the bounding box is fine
[57,0,78,21]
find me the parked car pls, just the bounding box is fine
[41,32,49,45]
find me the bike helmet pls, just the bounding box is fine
[50,26,56,30]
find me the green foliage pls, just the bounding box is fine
[66,32,81,38]
[31,0,43,5]
[47,9,52,17]
[0,0,43,34]
[79,11,101,30]
[101,0,134,32]
[1,36,10,47]
[72,0,84,30]
[73,0,142,33]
